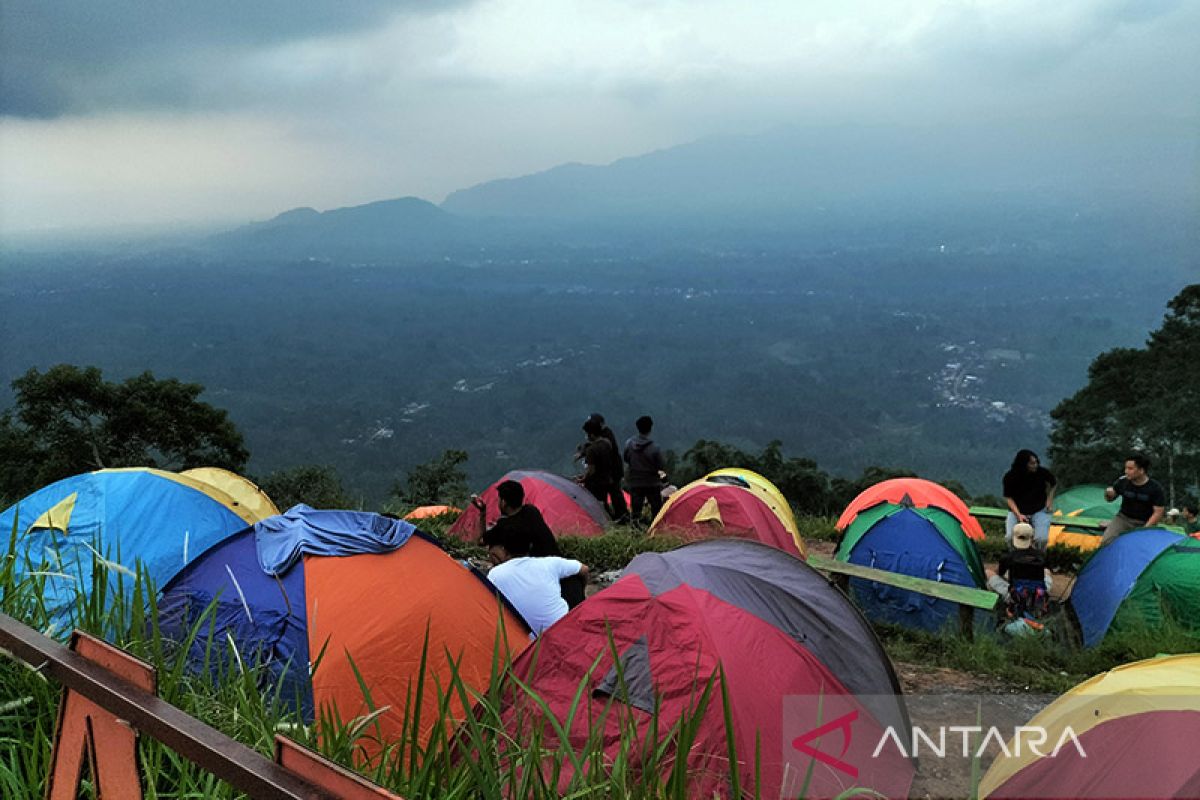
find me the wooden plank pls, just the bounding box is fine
[970,505,1110,532]
[968,505,1009,521]
[807,554,997,610]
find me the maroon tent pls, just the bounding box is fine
[495,540,913,798]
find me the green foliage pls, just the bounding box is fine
[557,531,686,572]
[877,613,1200,695]
[673,439,976,519]
[0,364,248,500]
[259,464,352,510]
[393,449,470,508]
[1050,284,1200,502]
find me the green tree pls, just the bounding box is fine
[393,449,470,507]
[0,364,248,500]
[260,464,351,511]
[1049,284,1200,502]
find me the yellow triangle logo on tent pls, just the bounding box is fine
[692,496,725,530]
[30,492,78,533]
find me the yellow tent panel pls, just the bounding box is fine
[181,467,280,521]
[29,492,78,532]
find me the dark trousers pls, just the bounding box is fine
[586,481,629,522]
[629,486,664,524]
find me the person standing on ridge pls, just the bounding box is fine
[1001,449,1057,550]
[624,415,667,526]
[579,414,629,523]
[1100,452,1166,546]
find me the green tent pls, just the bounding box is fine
[1054,484,1119,517]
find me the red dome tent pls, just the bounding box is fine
[494,540,912,799]
[648,478,802,556]
[836,477,985,541]
[447,469,609,540]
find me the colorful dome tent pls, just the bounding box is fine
[649,477,804,557]
[448,469,609,540]
[980,655,1200,799]
[834,501,987,632]
[1048,483,1119,552]
[495,540,913,799]
[703,467,803,551]
[181,467,280,520]
[403,504,462,521]
[158,506,530,750]
[836,477,985,541]
[1053,483,1119,516]
[1068,527,1200,647]
[0,468,262,624]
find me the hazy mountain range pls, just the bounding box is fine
[204,121,1197,263]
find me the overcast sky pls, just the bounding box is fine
[1,0,1196,236]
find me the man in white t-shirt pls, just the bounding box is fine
[486,535,588,636]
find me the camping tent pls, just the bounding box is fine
[1069,527,1200,647]
[835,501,986,632]
[496,540,912,799]
[836,477,985,541]
[181,467,280,521]
[403,504,462,521]
[703,467,802,552]
[158,506,530,751]
[1047,484,1119,552]
[648,477,804,556]
[447,469,609,539]
[0,468,263,624]
[980,654,1200,799]
[1053,483,1119,516]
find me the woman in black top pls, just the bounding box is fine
[1001,449,1057,549]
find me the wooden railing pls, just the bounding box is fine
[0,613,403,800]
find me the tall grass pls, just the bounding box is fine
[0,534,869,798]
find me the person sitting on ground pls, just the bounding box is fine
[1001,449,1056,550]
[1182,503,1199,537]
[485,534,588,636]
[471,480,584,607]
[624,415,667,525]
[1100,452,1167,546]
[987,523,1052,620]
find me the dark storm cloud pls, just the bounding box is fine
[0,0,471,117]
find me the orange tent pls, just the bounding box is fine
[836,477,985,540]
[403,504,462,521]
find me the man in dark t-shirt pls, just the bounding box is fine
[1099,453,1167,546]
[472,479,585,607]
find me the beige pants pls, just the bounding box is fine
[1099,512,1145,547]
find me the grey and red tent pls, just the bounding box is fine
[495,539,913,798]
[448,469,609,539]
